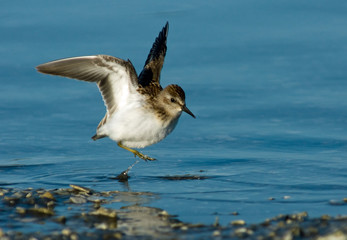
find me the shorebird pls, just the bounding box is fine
[36,22,195,161]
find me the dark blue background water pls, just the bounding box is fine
[1,0,347,226]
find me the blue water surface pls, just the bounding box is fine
[1,0,347,228]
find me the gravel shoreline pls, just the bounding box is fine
[0,185,346,239]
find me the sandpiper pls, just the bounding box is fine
[36,22,195,161]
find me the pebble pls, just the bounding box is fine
[70,184,93,194]
[234,227,253,237]
[61,228,71,236]
[231,220,246,226]
[54,216,67,224]
[28,207,54,216]
[71,233,79,240]
[212,230,221,237]
[89,207,117,219]
[16,207,26,215]
[321,215,331,220]
[180,225,188,231]
[158,210,169,217]
[317,230,346,240]
[47,200,55,208]
[26,192,33,198]
[69,196,87,204]
[40,191,55,200]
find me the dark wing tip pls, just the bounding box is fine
[164,21,169,38]
[138,22,169,87]
[144,21,169,66]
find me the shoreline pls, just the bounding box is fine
[1,185,346,239]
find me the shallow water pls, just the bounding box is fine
[1,0,347,230]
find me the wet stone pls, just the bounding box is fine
[61,228,72,236]
[233,227,254,238]
[321,215,331,221]
[3,196,20,206]
[47,200,55,208]
[69,184,93,195]
[26,192,33,198]
[40,191,55,200]
[212,230,221,237]
[231,220,246,226]
[89,207,117,219]
[16,207,26,215]
[86,196,104,204]
[27,207,55,217]
[84,207,118,230]
[69,196,87,204]
[53,216,67,224]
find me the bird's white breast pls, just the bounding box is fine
[99,101,180,149]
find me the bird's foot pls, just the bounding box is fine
[133,151,156,161]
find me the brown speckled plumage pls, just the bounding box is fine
[36,22,195,161]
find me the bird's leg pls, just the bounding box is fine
[117,142,156,161]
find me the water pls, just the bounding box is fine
[1,0,347,230]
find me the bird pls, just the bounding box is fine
[36,22,195,161]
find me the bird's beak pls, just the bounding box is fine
[182,105,196,118]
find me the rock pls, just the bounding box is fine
[16,207,26,215]
[54,216,67,224]
[231,220,246,226]
[40,191,55,200]
[28,207,55,216]
[69,196,87,204]
[69,184,93,194]
[212,230,221,236]
[89,207,117,219]
[61,228,71,236]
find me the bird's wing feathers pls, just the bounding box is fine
[138,22,169,87]
[36,22,169,135]
[36,54,139,119]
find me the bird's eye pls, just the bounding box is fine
[170,98,176,103]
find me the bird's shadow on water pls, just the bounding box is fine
[98,158,214,183]
[107,171,213,185]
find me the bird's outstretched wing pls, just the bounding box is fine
[36,55,140,131]
[138,22,169,88]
